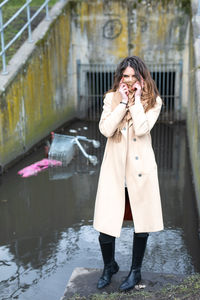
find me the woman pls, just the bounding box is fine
[93,56,164,292]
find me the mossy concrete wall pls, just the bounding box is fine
[187,0,200,217]
[0,0,73,169]
[71,0,190,62]
[70,0,190,117]
[0,0,192,170]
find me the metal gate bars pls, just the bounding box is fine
[77,60,183,123]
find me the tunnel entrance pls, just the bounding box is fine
[77,61,182,123]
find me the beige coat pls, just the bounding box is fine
[93,92,164,237]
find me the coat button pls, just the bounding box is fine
[135,156,139,160]
[133,138,136,141]
[138,173,142,177]
[123,127,126,130]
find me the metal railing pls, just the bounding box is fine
[0,0,51,75]
[198,0,200,38]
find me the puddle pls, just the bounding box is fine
[0,121,199,300]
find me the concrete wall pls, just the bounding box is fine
[0,0,73,169]
[71,0,190,117]
[0,0,191,170]
[187,0,200,217]
[71,0,190,62]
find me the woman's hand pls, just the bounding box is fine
[132,81,142,98]
[118,83,128,103]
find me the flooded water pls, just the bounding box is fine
[0,120,200,300]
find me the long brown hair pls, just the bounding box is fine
[109,56,160,112]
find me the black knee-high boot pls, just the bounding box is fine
[97,233,119,289]
[119,232,149,292]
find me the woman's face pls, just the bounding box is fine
[122,66,137,84]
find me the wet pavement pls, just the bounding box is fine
[62,267,185,299]
[0,120,200,300]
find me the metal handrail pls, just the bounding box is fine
[197,0,200,38]
[0,0,9,9]
[198,0,200,15]
[0,0,51,75]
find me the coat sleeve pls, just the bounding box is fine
[99,92,127,138]
[129,96,162,137]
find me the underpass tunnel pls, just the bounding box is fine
[77,61,182,123]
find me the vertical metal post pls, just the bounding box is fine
[82,67,89,119]
[26,0,33,42]
[45,0,50,21]
[162,64,166,121]
[92,65,95,120]
[100,65,103,111]
[162,63,166,118]
[95,64,99,119]
[88,67,91,120]
[198,0,200,15]
[154,64,159,116]
[103,64,106,97]
[178,60,183,121]
[96,65,100,119]
[169,69,172,121]
[0,7,8,75]
[76,59,81,115]
[158,64,162,120]
[170,66,174,122]
[197,0,200,38]
[166,64,169,122]
[107,65,110,91]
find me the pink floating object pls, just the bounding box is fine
[18,159,62,178]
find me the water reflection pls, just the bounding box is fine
[0,121,199,300]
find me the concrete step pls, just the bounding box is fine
[60,267,185,299]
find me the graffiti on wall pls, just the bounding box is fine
[102,1,148,40]
[103,19,122,39]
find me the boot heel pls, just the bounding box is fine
[97,261,119,289]
[119,268,141,292]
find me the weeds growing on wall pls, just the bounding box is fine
[136,0,191,14]
[162,0,191,14]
